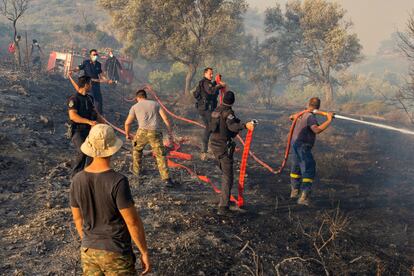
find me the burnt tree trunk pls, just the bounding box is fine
[324,81,334,105]
[184,63,197,96]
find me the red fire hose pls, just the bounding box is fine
[237,129,254,207]
[276,110,308,174]
[144,84,278,172]
[105,83,311,208]
[215,74,226,105]
[98,106,240,204]
[115,90,311,208]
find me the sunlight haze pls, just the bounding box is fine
[246,0,414,55]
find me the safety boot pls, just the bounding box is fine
[297,190,311,206]
[290,187,300,199]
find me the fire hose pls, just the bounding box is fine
[116,84,315,175]
[215,74,226,105]
[237,127,254,207]
[97,98,247,206]
[103,83,314,207]
[276,110,309,174]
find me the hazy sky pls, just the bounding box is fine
[247,0,414,55]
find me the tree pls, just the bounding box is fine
[264,0,362,104]
[246,37,283,108]
[0,0,29,40]
[396,11,414,123]
[100,0,247,95]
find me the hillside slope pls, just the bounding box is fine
[0,64,413,275]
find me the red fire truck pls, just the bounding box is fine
[46,49,134,84]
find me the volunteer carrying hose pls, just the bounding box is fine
[289,97,334,206]
[209,91,255,215]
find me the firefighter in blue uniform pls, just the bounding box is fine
[73,49,112,114]
[289,97,334,205]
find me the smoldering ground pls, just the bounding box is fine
[0,66,413,275]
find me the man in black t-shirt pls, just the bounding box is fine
[67,73,99,178]
[70,124,151,275]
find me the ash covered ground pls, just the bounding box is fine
[0,67,413,275]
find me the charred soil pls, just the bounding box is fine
[0,66,413,275]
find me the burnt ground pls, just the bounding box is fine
[0,65,413,276]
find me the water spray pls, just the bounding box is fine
[313,110,414,136]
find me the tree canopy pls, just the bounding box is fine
[100,0,247,95]
[264,0,362,104]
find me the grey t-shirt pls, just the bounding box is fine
[291,112,319,146]
[129,100,161,130]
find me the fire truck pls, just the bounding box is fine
[46,49,134,84]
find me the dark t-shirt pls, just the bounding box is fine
[70,170,135,254]
[67,93,97,131]
[291,112,319,146]
[79,60,102,80]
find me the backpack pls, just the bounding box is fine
[8,42,15,54]
[193,79,217,111]
[193,80,206,111]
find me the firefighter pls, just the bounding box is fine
[209,91,254,215]
[289,97,334,206]
[67,72,103,178]
[72,49,112,114]
[193,67,226,161]
[104,49,123,83]
[30,39,44,72]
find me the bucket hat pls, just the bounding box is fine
[81,124,123,157]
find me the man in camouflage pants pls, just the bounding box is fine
[125,89,175,187]
[70,124,150,275]
[81,248,136,275]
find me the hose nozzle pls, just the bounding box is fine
[313,110,336,118]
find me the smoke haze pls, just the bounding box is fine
[247,0,414,55]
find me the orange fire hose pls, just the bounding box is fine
[215,74,226,105]
[276,110,308,174]
[98,108,240,204]
[103,82,312,208]
[237,129,254,207]
[144,84,277,173]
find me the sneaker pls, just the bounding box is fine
[200,152,208,161]
[290,188,300,199]
[297,191,311,206]
[164,178,175,188]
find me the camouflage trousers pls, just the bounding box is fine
[81,247,136,276]
[132,129,169,180]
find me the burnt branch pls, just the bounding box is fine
[0,0,29,22]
